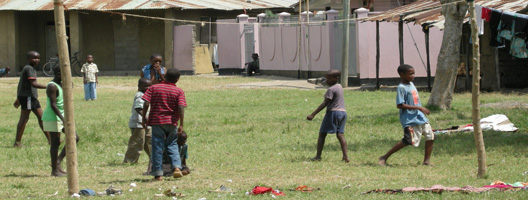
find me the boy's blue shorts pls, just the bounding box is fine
[319,111,347,134]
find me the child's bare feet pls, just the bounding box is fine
[182,169,190,176]
[154,176,163,181]
[378,156,387,166]
[51,170,67,177]
[310,157,321,161]
[13,142,24,148]
[342,158,350,163]
[57,164,67,174]
[422,161,431,166]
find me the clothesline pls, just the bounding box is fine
[476,5,528,58]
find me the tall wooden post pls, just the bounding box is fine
[375,21,380,90]
[468,0,486,178]
[54,0,79,194]
[341,0,350,87]
[398,15,404,65]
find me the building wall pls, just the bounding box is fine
[356,21,442,80]
[81,11,115,70]
[0,11,17,75]
[16,11,53,72]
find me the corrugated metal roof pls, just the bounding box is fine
[361,0,528,29]
[0,0,299,11]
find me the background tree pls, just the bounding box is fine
[427,0,468,109]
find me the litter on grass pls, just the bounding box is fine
[434,114,518,135]
[162,189,185,197]
[251,186,285,196]
[209,185,234,193]
[363,181,528,194]
[290,185,320,192]
[105,185,122,195]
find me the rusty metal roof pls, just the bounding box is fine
[0,0,298,11]
[361,0,528,29]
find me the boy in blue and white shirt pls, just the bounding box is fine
[379,64,434,166]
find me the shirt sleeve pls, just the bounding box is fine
[396,86,406,105]
[142,88,152,102]
[178,90,187,107]
[323,88,334,100]
[133,94,145,109]
[95,64,99,73]
[80,64,86,73]
[26,67,36,80]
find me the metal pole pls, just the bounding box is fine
[298,0,302,79]
[376,21,380,90]
[341,0,350,87]
[425,26,432,92]
[53,0,79,195]
[398,15,404,65]
[306,0,311,78]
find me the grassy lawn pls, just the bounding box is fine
[0,75,527,199]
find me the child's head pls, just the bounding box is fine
[5,66,10,72]
[150,53,163,66]
[86,55,94,63]
[138,77,152,93]
[165,68,181,83]
[325,69,341,86]
[177,131,187,146]
[26,51,40,66]
[52,65,61,80]
[397,64,415,83]
[251,53,259,60]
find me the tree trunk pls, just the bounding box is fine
[427,0,468,109]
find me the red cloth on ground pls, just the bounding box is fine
[252,186,285,196]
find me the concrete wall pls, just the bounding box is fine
[0,11,17,76]
[356,21,442,80]
[81,11,115,71]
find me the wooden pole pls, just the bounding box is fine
[376,21,380,90]
[425,26,432,92]
[398,15,404,65]
[53,0,79,194]
[468,0,486,178]
[341,0,350,87]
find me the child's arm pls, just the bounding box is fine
[307,99,328,120]
[46,84,65,122]
[397,104,430,115]
[141,102,150,129]
[95,73,98,84]
[30,79,47,89]
[178,105,184,133]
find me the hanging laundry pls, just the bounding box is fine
[514,14,528,39]
[490,9,503,47]
[482,7,492,22]
[475,5,484,35]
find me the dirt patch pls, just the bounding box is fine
[481,101,528,109]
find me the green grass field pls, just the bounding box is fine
[0,75,527,199]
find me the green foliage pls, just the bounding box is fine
[0,76,527,199]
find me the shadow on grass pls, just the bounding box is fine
[4,173,47,178]
[293,131,528,161]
